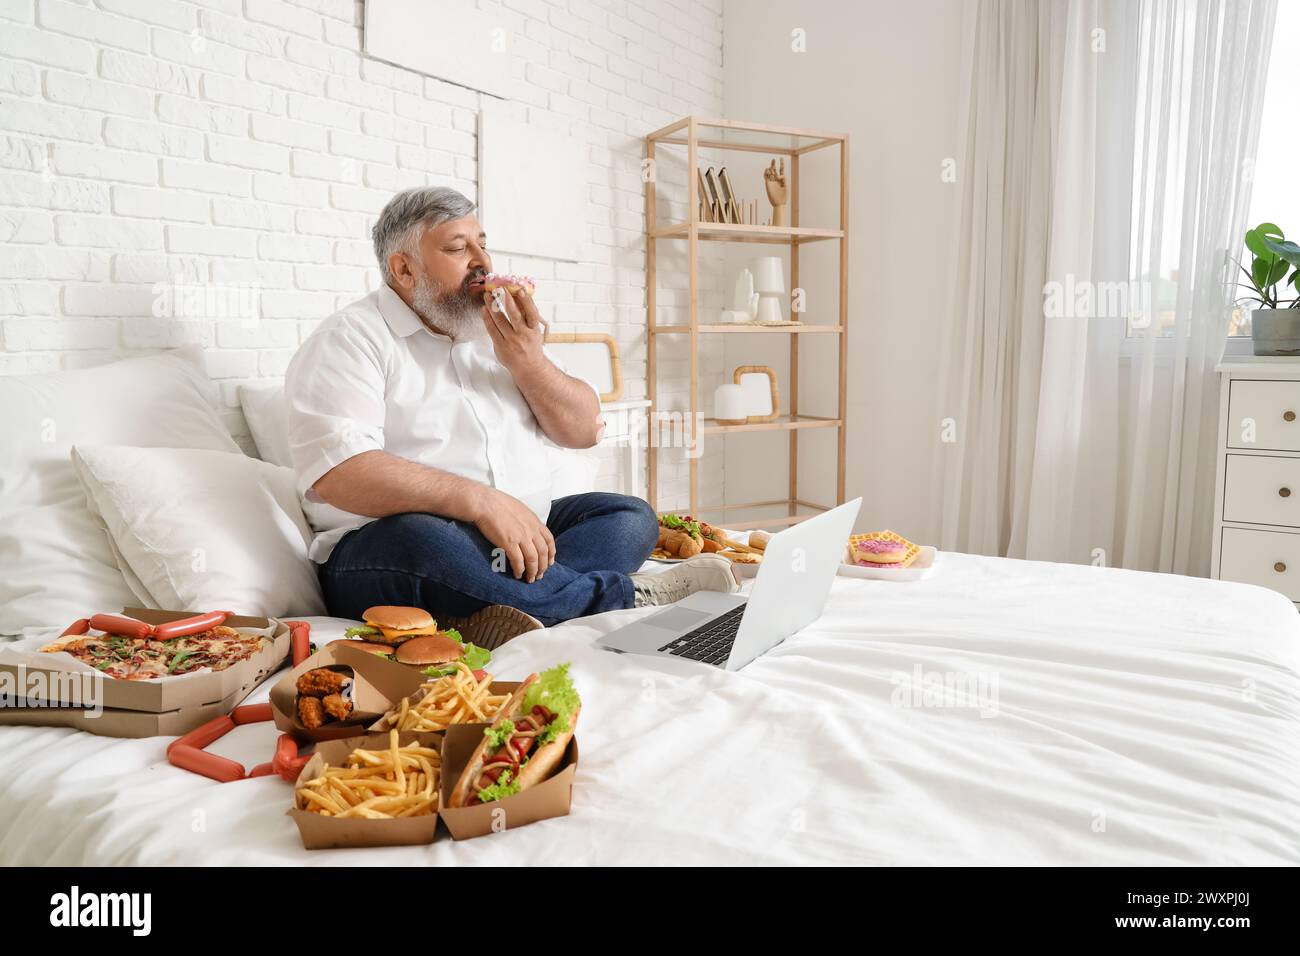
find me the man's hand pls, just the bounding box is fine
[478,286,601,449]
[471,486,556,583]
[481,286,545,373]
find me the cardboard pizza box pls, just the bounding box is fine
[269,642,432,743]
[0,607,289,723]
[288,731,445,850]
[437,722,578,840]
[0,698,242,738]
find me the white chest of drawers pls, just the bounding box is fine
[1212,358,1300,609]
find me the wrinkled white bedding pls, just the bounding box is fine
[2,551,1297,866]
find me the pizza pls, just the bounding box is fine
[40,625,268,680]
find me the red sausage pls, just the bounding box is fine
[89,613,152,640]
[62,618,91,637]
[167,715,234,755]
[230,702,272,725]
[169,744,246,783]
[288,621,311,666]
[153,610,229,641]
[274,734,298,765]
[248,762,277,778]
[277,756,310,784]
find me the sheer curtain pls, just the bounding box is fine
[939,0,1276,575]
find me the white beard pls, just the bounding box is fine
[410,272,486,341]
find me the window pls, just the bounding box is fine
[1230,1,1300,336]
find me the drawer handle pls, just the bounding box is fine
[1281,487,1293,498]
[1286,411,1297,423]
[1276,562,1288,573]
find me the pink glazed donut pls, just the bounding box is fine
[853,539,908,566]
[481,272,536,295]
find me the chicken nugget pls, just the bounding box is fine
[298,695,325,729]
[321,693,352,722]
[296,667,347,698]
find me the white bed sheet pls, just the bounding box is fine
[2,551,1298,866]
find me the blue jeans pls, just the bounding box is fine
[318,492,659,626]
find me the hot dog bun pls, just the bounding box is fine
[447,674,579,808]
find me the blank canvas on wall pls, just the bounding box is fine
[479,110,586,262]
[364,0,515,100]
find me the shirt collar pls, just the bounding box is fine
[378,282,447,340]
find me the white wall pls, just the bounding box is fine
[720,0,964,540]
[0,0,724,495]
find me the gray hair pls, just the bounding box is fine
[372,187,476,284]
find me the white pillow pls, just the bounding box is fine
[239,383,292,467]
[71,445,326,619]
[0,347,241,636]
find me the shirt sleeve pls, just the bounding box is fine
[284,323,387,497]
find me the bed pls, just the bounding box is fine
[2,550,1297,866]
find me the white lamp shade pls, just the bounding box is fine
[750,256,785,294]
[714,383,747,421]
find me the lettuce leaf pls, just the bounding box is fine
[660,513,701,538]
[483,719,515,749]
[344,625,380,639]
[460,642,490,671]
[443,628,463,642]
[476,769,521,803]
[522,662,580,725]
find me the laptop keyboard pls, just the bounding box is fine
[657,605,746,666]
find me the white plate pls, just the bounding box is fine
[838,546,937,581]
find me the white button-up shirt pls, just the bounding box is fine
[284,284,595,563]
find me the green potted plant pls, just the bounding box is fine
[1237,222,1300,355]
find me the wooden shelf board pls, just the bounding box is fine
[650,222,843,243]
[651,324,843,335]
[702,415,841,435]
[646,115,848,144]
[693,499,833,532]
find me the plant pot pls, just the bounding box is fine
[1252,309,1300,356]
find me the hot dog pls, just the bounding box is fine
[447,663,580,808]
[153,610,230,641]
[88,613,153,640]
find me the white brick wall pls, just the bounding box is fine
[0,0,724,505]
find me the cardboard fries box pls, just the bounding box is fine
[373,678,523,734]
[287,725,579,849]
[437,722,578,840]
[269,642,432,742]
[288,731,445,850]
[0,607,289,738]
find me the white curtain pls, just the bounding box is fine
[939,0,1276,575]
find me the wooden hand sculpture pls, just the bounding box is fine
[763,158,788,227]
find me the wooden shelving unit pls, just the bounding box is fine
[644,116,849,532]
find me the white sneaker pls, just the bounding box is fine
[630,554,741,607]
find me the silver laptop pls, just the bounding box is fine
[598,498,862,670]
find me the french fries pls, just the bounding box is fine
[378,661,510,733]
[295,730,442,819]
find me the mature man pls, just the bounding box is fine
[285,186,738,634]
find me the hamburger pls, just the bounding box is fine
[339,605,490,677]
[347,606,442,646]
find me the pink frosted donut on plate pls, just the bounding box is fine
[853,539,907,566]
[482,272,536,295]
